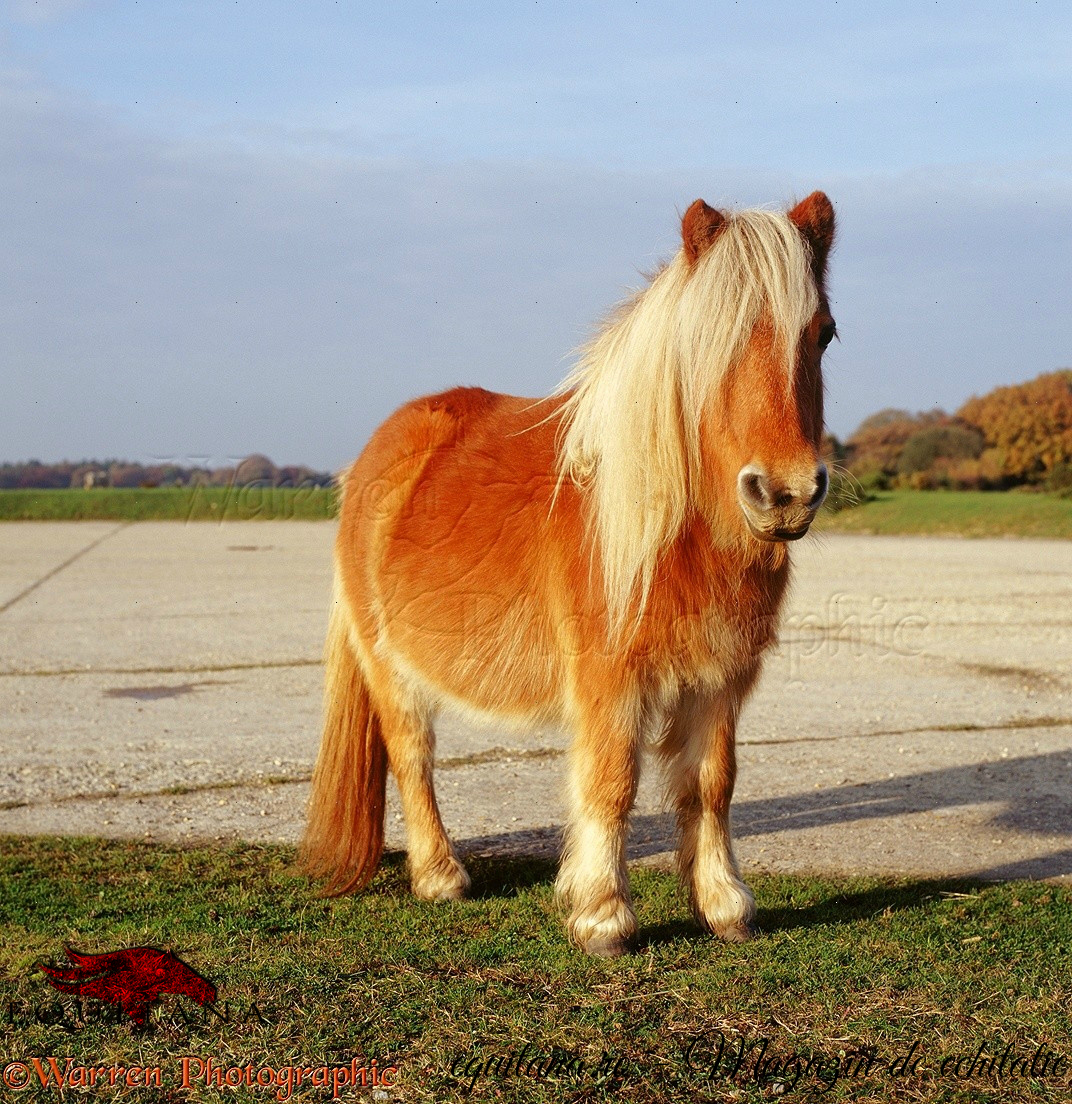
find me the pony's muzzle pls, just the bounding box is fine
[737,461,827,541]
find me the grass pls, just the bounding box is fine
[2,486,1072,539]
[2,837,1071,1102]
[0,486,337,522]
[817,489,1072,539]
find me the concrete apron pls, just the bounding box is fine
[2,521,1071,884]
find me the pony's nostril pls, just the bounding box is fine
[808,464,829,509]
[738,468,771,510]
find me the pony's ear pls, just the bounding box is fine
[681,199,727,266]
[788,192,836,279]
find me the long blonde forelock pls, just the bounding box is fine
[556,207,820,634]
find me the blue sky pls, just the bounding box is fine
[3,0,1070,469]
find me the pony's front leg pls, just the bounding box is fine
[662,681,757,942]
[556,700,641,957]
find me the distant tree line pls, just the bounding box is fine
[828,370,1072,496]
[0,453,335,491]
[6,371,1072,498]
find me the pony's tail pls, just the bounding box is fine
[300,595,387,895]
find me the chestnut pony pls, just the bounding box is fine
[303,192,836,956]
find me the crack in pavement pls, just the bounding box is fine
[740,715,1072,746]
[0,775,310,812]
[0,659,323,677]
[0,747,567,811]
[0,522,131,615]
[6,719,1070,813]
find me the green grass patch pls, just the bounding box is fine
[3,487,1072,539]
[818,489,1072,539]
[0,486,338,522]
[2,836,1070,1102]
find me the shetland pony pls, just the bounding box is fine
[303,192,836,956]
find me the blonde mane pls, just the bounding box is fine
[556,208,820,631]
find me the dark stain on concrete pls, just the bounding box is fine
[103,680,232,701]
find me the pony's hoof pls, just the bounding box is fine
[568,902,638,958]
[582,931,635,959]
[412,859,471,901]
[714,920,759,943]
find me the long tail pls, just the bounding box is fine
[300,592,387,894]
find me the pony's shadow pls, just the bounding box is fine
[754,877,995,934]
[638,877,989,948]
[375,850,556,899]
[461,747,1072,880]
[465,853,559,899]
[451,747,1072,944]
[455,833,984,949]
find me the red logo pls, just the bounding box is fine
[40,946,216,1026]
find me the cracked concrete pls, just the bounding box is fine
[1,520,1071,884]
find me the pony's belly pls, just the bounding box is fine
[374,567,561,723]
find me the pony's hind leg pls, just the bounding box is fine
[372,682,470,901]
[661,679,757,942]
[556,695,642,957]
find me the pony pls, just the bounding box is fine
[302,192,837,957]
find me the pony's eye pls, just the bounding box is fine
[818,322,837,350]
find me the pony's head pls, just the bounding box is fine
[558,191,836,627]
[682,192,836,543]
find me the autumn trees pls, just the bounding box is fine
[958,370,1072,483]
[839,371,1072,491]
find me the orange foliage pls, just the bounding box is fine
[958,371,1072,482]
[844,408,946,478]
